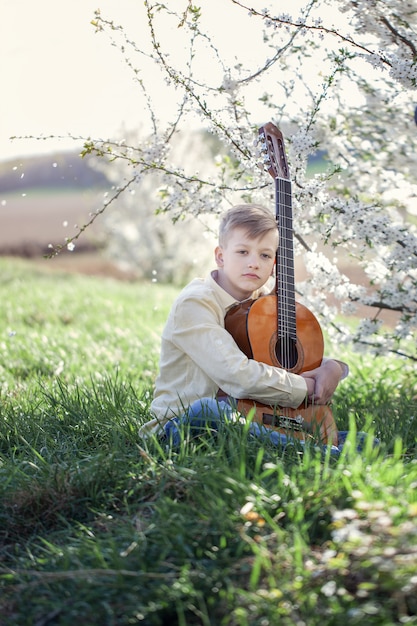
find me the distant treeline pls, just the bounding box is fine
[0,147,327,195]
[0,151,109,193]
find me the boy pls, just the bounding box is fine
[140,203,347,447]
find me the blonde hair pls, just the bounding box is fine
[219,204,277,246]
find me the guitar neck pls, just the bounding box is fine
[275,177,297,340]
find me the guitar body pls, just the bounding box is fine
[225,295,338,446]
[237,399,337,446]
[225,295,324,372]
[224,123,338,446]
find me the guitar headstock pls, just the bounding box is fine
[258,122,290,181]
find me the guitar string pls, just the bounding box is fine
[284,177,292,369]
[276,176,295,369]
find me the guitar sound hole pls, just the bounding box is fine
[275,336,298,369]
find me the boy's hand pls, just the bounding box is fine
[302,376,316,402]
[301,359,344,405]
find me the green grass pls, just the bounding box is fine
[1,257,416,625]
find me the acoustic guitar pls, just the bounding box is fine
[224,122,338,446]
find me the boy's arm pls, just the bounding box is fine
[171,296,308,408]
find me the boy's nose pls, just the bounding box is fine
[248,255,259,268]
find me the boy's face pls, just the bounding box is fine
[215,227,277,301]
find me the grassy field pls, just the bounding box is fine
[1,257,416,625]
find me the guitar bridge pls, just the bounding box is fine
[262,412,305,431]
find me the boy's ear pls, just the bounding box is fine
[215,245,224,267]
[270,258,276,276]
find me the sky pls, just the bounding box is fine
[1,0,354,165]
[0,1,163,161]
[0,0,260,163]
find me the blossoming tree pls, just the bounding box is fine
[75,0,417,361]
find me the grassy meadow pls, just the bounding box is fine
[1,256,417,626]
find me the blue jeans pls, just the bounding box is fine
[162,397,377,456]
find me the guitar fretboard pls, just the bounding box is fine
[275,177,297,340]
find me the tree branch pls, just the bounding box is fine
[230,0,393,67]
